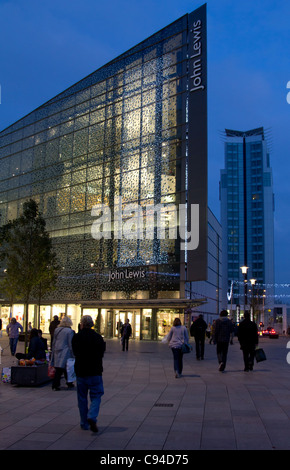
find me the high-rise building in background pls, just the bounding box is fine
[0,5,222,339]
[220,127,275,322]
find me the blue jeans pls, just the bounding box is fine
[171,347,183,374]
[76,376,104,429]
[9,337,19,356]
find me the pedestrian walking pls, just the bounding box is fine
[206,323,211,341]
[72,315,105,432]
[209,320,216,344]
[167,317,189,378]
[213,310,234,372]
[230,320,236,344]
[50,316,75,390]
[120,318,132,351]
[237,311,259,371]
[49,315,60,348]
[190,314,207,360]
[6,318,23,356]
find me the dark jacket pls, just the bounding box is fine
[238,318,259,348]
[27,336,46,360]
[214,317,234,343]
[190,317,207,339]
[121,323,132,338]
[72,328,105,377]
[49,319,60,336]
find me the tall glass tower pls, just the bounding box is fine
[220,128,274,320]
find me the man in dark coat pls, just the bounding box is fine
[120,318,132,351]
[237,311,259,371]
[190,314,207,360]
[214,310,234,371]
[49,315,60,348]
[72,315,105,432]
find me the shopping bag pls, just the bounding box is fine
[255,348,267,362]
[181,343,192,354]
[161,334,169,344]
[66,358,76,382]
[1,367,11,383]
[48,364,56,378]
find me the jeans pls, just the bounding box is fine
[195,337,205,359]
[216,342,229,367]
[122,336,129,351]
[171,347,183,375]
[9,337,19,356]
[76,375,104,429]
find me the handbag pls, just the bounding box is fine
[48,364,56,378]
[161,334,169,344]
[181,343,192,354]
[66,358,76,382]
[255,348,267,362]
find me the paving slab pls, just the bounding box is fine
[1,332,290,456]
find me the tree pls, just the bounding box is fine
[0,199,59,350]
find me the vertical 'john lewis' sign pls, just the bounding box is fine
[189,18,204,92]
[187,4,208,281]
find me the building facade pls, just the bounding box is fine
[0,5,221,339]
[186,208,223,324]
[220,127,275,321]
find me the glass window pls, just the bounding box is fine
[142,104,156,136]
[70,184,86,212]
[73,128,88,158]
[123,109,141,142]
[141,309,152,340]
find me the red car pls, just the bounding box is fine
[261,327,279,339]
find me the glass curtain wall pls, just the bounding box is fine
[0,16,189,305]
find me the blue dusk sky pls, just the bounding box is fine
[0,0,289,297]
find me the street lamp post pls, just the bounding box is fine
[262,290,266,326]
[249,278,256,321]
[240,266,249,317]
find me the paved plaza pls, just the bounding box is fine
[1,332,290,452]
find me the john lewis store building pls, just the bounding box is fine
[0,5,223,340]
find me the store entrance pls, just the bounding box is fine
[113,310,140,339]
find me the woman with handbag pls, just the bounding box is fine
[167,318,189,378]
[50,316,75,390]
